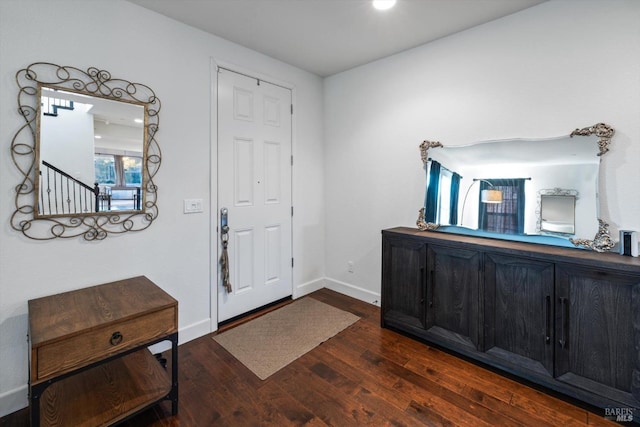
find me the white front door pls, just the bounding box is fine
[217,68,293,322]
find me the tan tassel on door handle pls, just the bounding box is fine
[220,207,232,293]
[220,233,232,293]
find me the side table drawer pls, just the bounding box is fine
[34,306,176,382]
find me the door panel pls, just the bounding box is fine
[484,253,554,377]
[218,68,292,321]
[265,224,282,284]
[381,235,427,332]
[264,141,282,203]
[234,228,255,294]
[426,244,481,351]
[233,138,254,206]
[555,265,637,401]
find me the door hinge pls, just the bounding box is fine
[291,206,294,217]
[291,104,293,115]
[291,155,293,166]
[292,258,294,268]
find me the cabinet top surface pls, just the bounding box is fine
[383,226,640,271]
[28,276,177,346]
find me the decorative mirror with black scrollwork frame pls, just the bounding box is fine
[11,62,161,240]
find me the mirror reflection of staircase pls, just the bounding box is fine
[38,161,140,215]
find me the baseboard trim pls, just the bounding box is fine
[0,384,27,418]
[323,278,381,307]
[294,277,326,298]
[178,318,212,344]
[148,318,211,355]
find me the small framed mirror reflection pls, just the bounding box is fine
[11,63,161,240]
[540,194,576,235]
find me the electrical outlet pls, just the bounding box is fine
[347,261,354,273]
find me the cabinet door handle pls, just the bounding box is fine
[110,331,123,346]
[545,295,551,344]
[558,297,567,349]
[429,270,434,307]
[420,267,425,304]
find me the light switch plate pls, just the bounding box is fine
[184,199,203,214]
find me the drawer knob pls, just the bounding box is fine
[110,331,123,346]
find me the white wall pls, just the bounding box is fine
[323,0,640,301]
[0,0,324,416]
[40,102,95,185]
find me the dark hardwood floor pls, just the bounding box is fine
[2,288,616,426]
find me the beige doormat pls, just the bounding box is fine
[213,297,359,380]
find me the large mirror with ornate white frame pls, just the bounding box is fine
[417,123,615,252]
[10,62,161,240]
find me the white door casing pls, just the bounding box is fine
[217,68,292,322]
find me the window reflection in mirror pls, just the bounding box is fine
[479,179,526,234]
[37,86,145,216]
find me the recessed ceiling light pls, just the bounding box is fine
[94,135,102,139]
[134,118,143,123]
[373,0,396,11]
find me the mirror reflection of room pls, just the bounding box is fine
[37,87,144,216]
[422,133,600,246]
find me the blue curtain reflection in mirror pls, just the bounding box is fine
[425,160,462,225]
[425,160,441,223]
[449,173,461,225]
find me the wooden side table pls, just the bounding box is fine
[28,276,178,426]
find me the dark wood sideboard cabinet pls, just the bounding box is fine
[28,276,178,426]
[381,227,640,418]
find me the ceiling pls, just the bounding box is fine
[128,0,547,77]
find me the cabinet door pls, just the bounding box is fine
[484,253,554,377]
[556,265,640,407]
[426,244,481,351]
[381,235,427,332]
